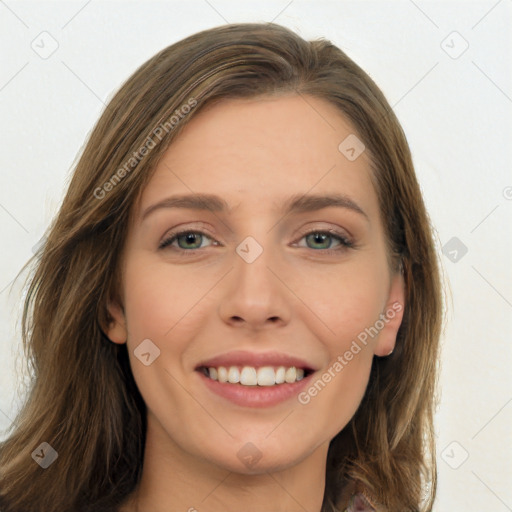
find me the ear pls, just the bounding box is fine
[104,300,128,345]
[373,270,405,357]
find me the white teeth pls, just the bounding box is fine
[257,366,275,386]
[275,366,286,384]
[204,365,308,386]
[227,366,240,383]
[240,367,258,386]
[284,367,297,383]
[217,366,228,383]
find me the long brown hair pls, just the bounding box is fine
[0,22,442,511]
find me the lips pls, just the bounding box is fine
[196,364,315,407]
[193,350,319,407]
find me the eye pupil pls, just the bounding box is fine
[180,233,202,248]
[307,232,330,249]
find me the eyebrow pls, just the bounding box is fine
[141,192,369,222]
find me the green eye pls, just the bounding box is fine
[159,229,354,254]
[301,231,352,251]
[159,231,213,250]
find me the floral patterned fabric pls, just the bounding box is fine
[344,492,377,512]
[339,480,381,511]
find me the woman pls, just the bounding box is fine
[0,22,442,512]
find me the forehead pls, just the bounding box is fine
[138,94,379,220]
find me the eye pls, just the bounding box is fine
[158,228,355,254]
[295,230,354,253]
[158,230,216,251]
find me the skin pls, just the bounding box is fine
[107,93,405,512]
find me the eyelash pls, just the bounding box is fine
[158,228,355,255]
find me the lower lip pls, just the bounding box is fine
[196,370,314,408]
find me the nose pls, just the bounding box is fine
[217,239,292,331]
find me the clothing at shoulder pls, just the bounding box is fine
[344,492,377,512]
[340,480,383,512]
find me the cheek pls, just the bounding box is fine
[120,258,211,416]
[121,256,222,395]
[293,258,389,353]
[122,255,210,340]
[284,260,386,424]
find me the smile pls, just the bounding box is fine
[196,366,316,408]
[197,365,314,386]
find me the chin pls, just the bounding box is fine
[200,436,315,476]
[217,453,304,476]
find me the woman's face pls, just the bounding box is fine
[106,93,404,475]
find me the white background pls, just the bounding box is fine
[1,1,511,510]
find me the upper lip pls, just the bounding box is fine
[195,350,318,371]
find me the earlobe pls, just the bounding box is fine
[104,301,128,345]
[374,270,405,357]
